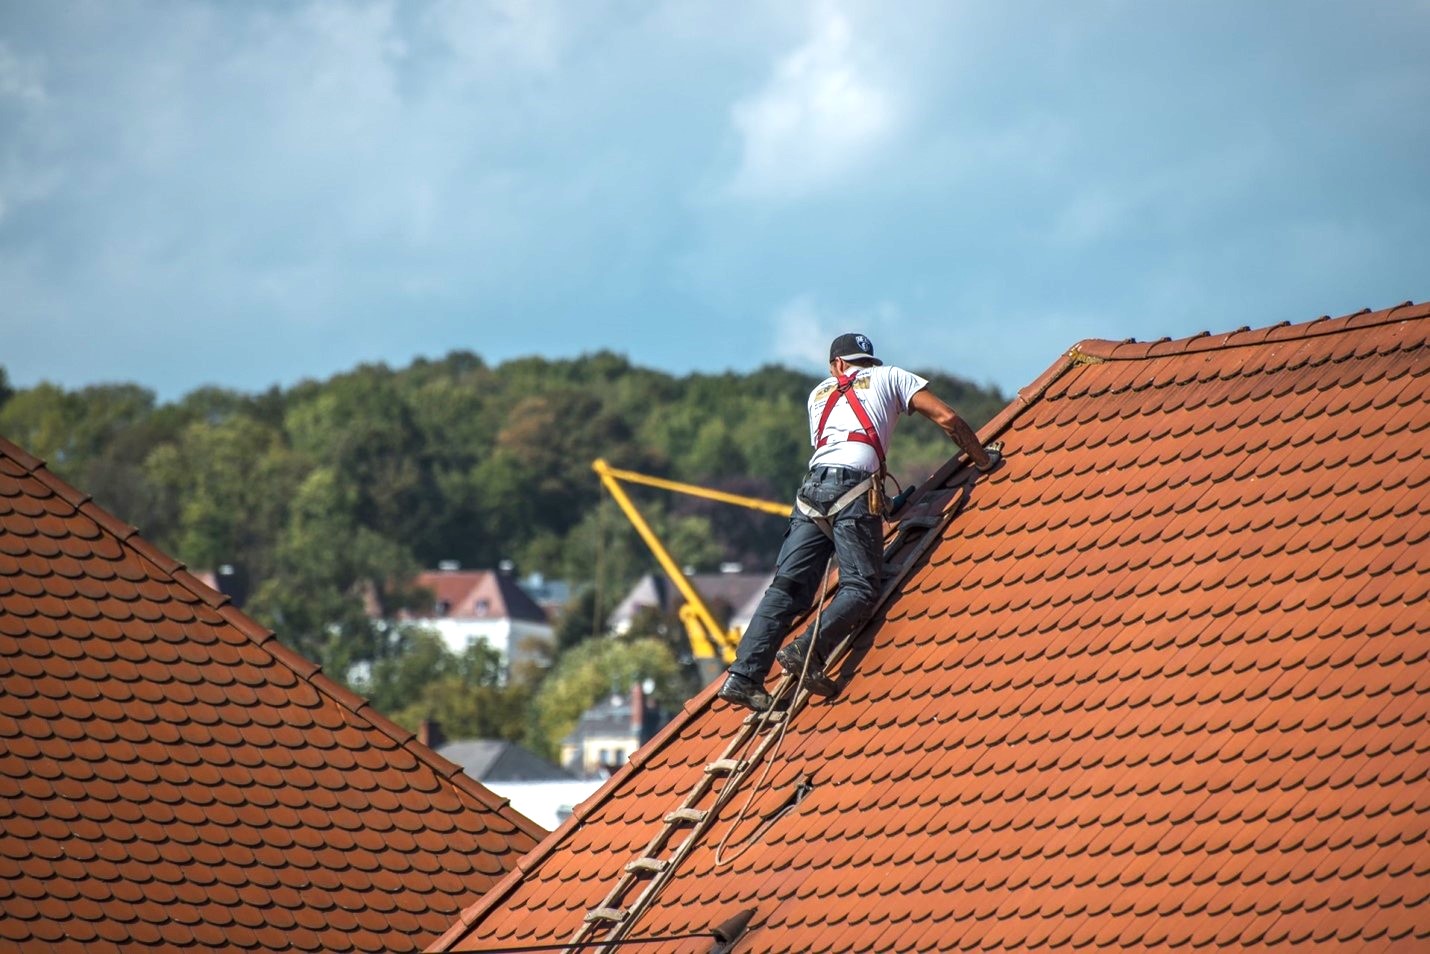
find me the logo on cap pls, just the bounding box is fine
[855,334,871,353]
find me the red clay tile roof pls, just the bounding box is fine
[413,569,548,623]
[0,438,546,953]
[431,302,1430,952]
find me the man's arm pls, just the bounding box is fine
[909,388,995,470]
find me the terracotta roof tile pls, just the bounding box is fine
[0,437,546,952]
[430,303,1430,952]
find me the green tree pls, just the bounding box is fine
[145,415,303,583]
[0,382,81,467]
[356,625,460,715]
[354,626,533,742]
[0,347,1008,731]
[285,366,442,553]
[246,467,420,675]
[553,587,605,653]
[682,418,746,480]
[392,676,532,743]
[526,636,684,759]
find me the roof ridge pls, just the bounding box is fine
[0,435,547,847]
[1071,300,1426,363]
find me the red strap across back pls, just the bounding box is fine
[815,371,885,465]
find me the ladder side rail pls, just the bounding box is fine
[600,681,814,948]
[571,467,976,950]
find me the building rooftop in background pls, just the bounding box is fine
[410,568,548,624]
[0,438,546,953]
[560,682,669,779]
[436,739,574,783]
[400,568,554,675]
[609,570,770,635]
[432,302,1429,952]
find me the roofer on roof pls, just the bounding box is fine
[717,333,1001,712]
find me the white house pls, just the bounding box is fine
[404,568,554,678]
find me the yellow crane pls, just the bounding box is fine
[592,458,787,681]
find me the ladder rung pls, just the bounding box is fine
[664,807,707,825]
[584,907,627,924]
[625,857,668,874]
[744,709,785,726]
[704,758,744,775]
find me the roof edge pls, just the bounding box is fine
[1072,300,1426,362]
[0,435,548,852]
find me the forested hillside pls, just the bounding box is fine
[0,356,1005,754]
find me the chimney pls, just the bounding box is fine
[629,682,644,737]
[417,718,444,750]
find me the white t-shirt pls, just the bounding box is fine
[806,365,929,472]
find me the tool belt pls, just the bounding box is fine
[795,465,888,538]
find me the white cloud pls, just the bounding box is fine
[1043,138,1273,248]
[0,42,46,105]
[727,3,899,199]
[772,295,835,367]
[0,161,60,227]
[427,0,572,73]
[771,294,904,369]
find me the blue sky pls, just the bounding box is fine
[2,0,1426,401]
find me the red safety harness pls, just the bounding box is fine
[814,371,885,466]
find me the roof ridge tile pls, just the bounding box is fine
[0,436,45,472]
[1073,302,1426,363]
[169,569,230,610]
[110,531,184,580]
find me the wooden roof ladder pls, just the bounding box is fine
[566,478,963,952]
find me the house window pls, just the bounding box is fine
[475,599,490,615]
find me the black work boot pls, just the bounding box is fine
[800,668,839,698]
[775,638,812,674]
[717,673,772,712]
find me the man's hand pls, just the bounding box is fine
[975,441,1003,473]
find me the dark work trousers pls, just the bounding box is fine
[728,465,884,684]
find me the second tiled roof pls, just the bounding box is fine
[0,438,546,953]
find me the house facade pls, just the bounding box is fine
[404,567,554,678]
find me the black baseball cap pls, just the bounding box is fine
[829,332,882,365]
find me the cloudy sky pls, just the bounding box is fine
[2,0,1426,400]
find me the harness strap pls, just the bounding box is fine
[795,476,873,540]
[814,372,885,465]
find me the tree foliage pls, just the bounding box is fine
[0,355,1005,748]
[524,636,685,759]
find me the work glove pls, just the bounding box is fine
[974,441,1003,473]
